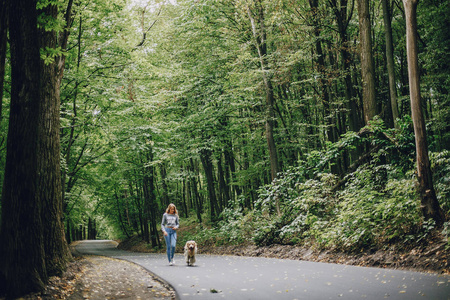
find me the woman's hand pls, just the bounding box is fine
[163,231,168,236]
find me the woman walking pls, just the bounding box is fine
[161,203,179,265]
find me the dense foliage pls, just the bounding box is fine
[195,121,450,251]
[1,0,449,253]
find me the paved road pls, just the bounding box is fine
[74,240,450,299]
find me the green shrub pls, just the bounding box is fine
[325,167,422,251]
[251,171,337,246]
[430,150,450,213]
[205,123,448,254]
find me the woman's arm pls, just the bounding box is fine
[173,215,179,230]
[161,214,167,233]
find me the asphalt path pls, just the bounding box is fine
[74,240,450,299]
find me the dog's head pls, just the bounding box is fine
[185,240,197,251]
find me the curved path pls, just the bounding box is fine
[75,240,449,299]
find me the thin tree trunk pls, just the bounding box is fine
[128,180,142,235]
[66,219,72,244]
[159,163,170,208]
[190,158,203,223]
[217,154,229,209]
[247,0,279,181]
[134,174,146,237]
[310,0,340,174]
[142,150,158,246]
[331,0,361,132]
[200,148,219,222]
[224,141,241,200]
[146,151,159,246]
[402,0,445,225]
[382,0,400,128]
[357,0,377,123]
[142,172,151,243]
[115,191,131,239]
[0,0,47,295]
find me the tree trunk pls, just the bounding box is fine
[159,163,170,208]
[66,219,72,244]
[0,0,7,123]
[133,175,145,237]
[217,154,229,209]
[147,154,159,246]
[142,170,151,244]
[115,191,131,239]
[310,0,340,174]
[38,3,71,277]
[0,0,48,296]
[247,0,279,181]
[357,0,377,124]
[224,141,241,200]
[142,150,158,246]
[330,0,362,133]
[190,158,203,223]
[402,0,445,225]
[200,148,219,222]
[382,0,400,128]
[61,11,78,209]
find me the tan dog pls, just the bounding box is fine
[184,240,197,266]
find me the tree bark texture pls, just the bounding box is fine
[382,0,400,128]
[402,0,445,225]
[357,0,377,124]
[38,3,71,277]
[0,0,7,123]
[0,0,48,296]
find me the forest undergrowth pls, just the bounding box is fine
[120,219,449,275]
[120,121,450,275]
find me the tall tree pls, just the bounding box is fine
[245,0,279,181]
[309,0,340,174]
[329,0,361,132]
[0,0,47,296]
[357,0,377,123]
[402,0,445,225]
[200,148,220,221]
[38,1,72,276]
[0,0,6,123]
[382,0,399,128]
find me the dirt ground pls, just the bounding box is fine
[17,255,176,300]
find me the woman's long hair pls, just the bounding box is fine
[166,203,178,215]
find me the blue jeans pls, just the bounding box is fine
[164,228,177,262]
